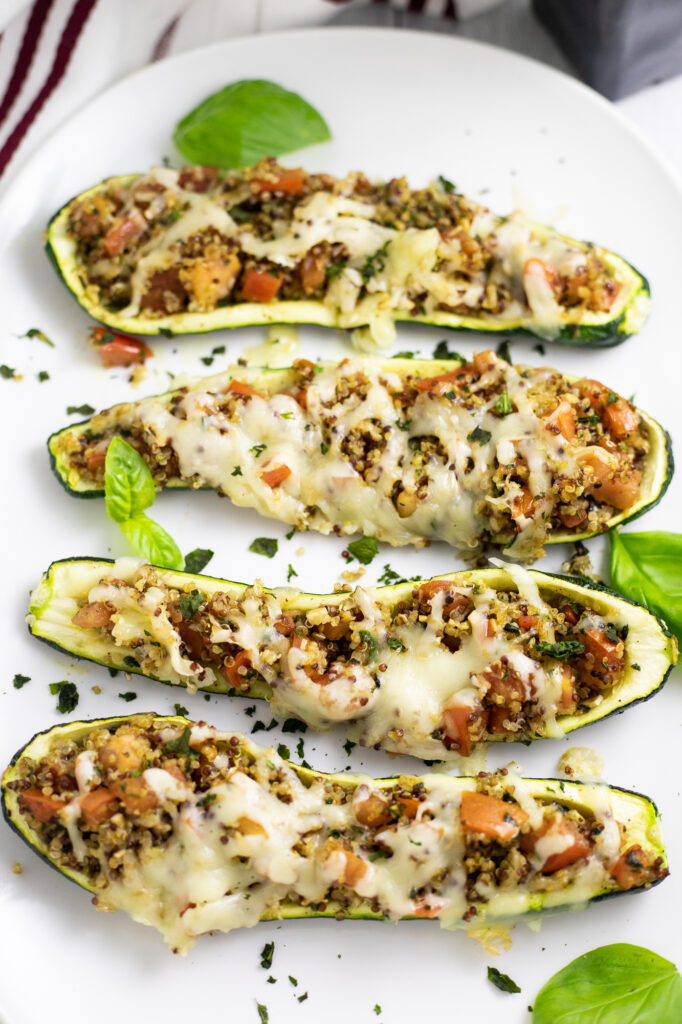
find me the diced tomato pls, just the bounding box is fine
[274,615,296,636]
[103,208,146,256]
[603,398,640,440]
[545,399,576,441]
[85,442,109,473]
[260,464,291,488]
[228,379,262,400]
[18,788,63,823]
[472,350,497,375]
[578,626,624,688]
[98,732,145,773]
[415,367,467,393]
[521,813,591,873]
[482,659,527,704]
[354,793,393,828]
[577,379,608,410]
[412,898,446,919]
[442,705,475,756]
[177,620,205,661]
[250,168,306,195]
[610,845,661,890]
[397,796,421,820]
[222,650,252,688]
[579,447,641,509]
[91,329,153,368]
[559,510,587,529]
[512,487,534,520]
[80,787,119,827]
[561,605,579,625]
[460,790,528,841]
[72,601,112,629]
[518,614,538,631]
[342,850,368,887]
[240,268,282,303]
[110,776,158,813]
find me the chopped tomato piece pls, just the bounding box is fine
[261,464,291,488]
[487,706,511,735]
[545,399,576,441]
[103,208,146,256]
[397,796,421,820]
[354,793,393,828]
[228,379,262,399]
[561,605,579,625]
[110,776,158,813]
[274,614,296,636]
[521,813,592,872]
[177,620,205,660]
[250,168,306,195]
[512,487,535,520]
[415,366,467,393]
[460,790,528,841]
[412,897,447,919]
[80,787,119,827]
[72,601,112,629]
[91,329,152,368]
[222,650,252,688]
[578,625,624,688]
[603,398,640,440]
[482,659,527,705]
[442,702,485,756]
[518,614,538,631]
[472,350,497,375]
[342,850,368,887]
[579,447,641,509]
[610,845,665,890]
[240,268,282,302]
[559,510,587,529]
[85,442,109,473]
[98,732,145,773]
[577,378,608,409]
[18,789,63,823]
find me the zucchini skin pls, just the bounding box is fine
[45,359,674,546]
[27,560,677,748]
[1,715,669,927]
[45,176,650,348]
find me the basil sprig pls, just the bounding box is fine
[533,943,682,1023]
[105,437,183,570]
[609,529,682,642]
[174,79,331,168]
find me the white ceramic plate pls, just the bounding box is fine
[0,27,680,1024]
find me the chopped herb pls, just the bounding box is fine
[66,404,95,416]
[266,976,276,984]
[244,706,256,717]
[197,792,217,808]
[260,941,274,969]
[118,691,137,702]
[532,343,545,355]
[173,703,189,716]
[277,743,291,760]
[296,738,305,759]
[200,356,214,366]
[49,681,79,714]
[249,537,278,558]
[320,441,330,455]
[534,639,585,661]
[266,759,276,770]
[495,390,512,416]
[256,1002,269,1024]
[231,465,243,476]
[387,636,406,652]
[37,370,50,382]
[0,365,16,379]
[178,589,206,619]
[433,339,464,362]
[504,623,521,635]
[288,975,298,987]
[578,414,601,425]
[487,966,521,993]
[108,668,119,678]
[343,739,356,755]
[373,1005,382,1016]
[183,548,214,574]
[212,345,225,355]
[297,993,308,1004]
[632,663,641,671]
[326,262,346,279]
[346,536,378,565]
[396,419,411,431]
[606,392,619,405]
[285,526,297,540]
[22,327,54,347]
[360,240,390,283]
[378,564,402,585]
[496,339,511,364]
[467,426,492,445]
[393,350,414,359]
[438,174,456,194]
[250,442,267,457]
[162,726,198,758]
[280,411,294,419]
[287,563,298,583]
[165,208,181,223]
[13,673,30,689]
[159,328,174,338]
[368,850,388,862]
[605,623,620,643]
[122,655,139,669]
[313,365,324,374]
[282,718,307,734]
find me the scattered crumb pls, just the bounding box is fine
[12,862,23,875]
[467,923,512,955]
[558,746,604,780]
[296,547,305,557]
[91,685,102,695]
[128,364,148,388]
[340,567,366,583]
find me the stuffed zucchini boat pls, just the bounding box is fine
[47,161,649,348]
[48,353,672,561]
[2,715,668,952]
[27,559,676,762]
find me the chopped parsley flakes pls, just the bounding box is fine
[249,537,278,558]
[345,535,378,565]
[183,548,213,573]
[178,589,206,619]
[13,673,30,689]
[49,681,79,714]
[66,403,95,416]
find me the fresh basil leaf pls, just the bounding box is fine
[22,327,54,347]
[533,943,682,1024]
[249,537,278,559]
[487,966,520,993]
[174,79,331,168]
[120,514,184,570]
[105,437,155,522]
[162,726,198,759]
[173,703,189,717]
[467,426,492,445]
[0,365,16,379]
[534,639,585,661]
[50,680,79,714]
[609,529,682,643]
[178,589,206,619]
[183,548,214,574]
[13,673,30,689]
[346,536,378,565]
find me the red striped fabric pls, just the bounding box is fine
[0,0,55,129]
[0,0,97,179]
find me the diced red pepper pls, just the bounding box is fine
[250,168,306,195]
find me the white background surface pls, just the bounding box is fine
[0,28,680,1024]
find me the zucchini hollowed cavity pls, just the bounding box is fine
[46,166,649,348]
[46,355,673,561]
[2,715,668,952]
[27,560,676,762]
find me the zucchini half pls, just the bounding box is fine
[46,358,674,550]
[1,715,669,949]
[46,174,650,347]
[27,560,676,758]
